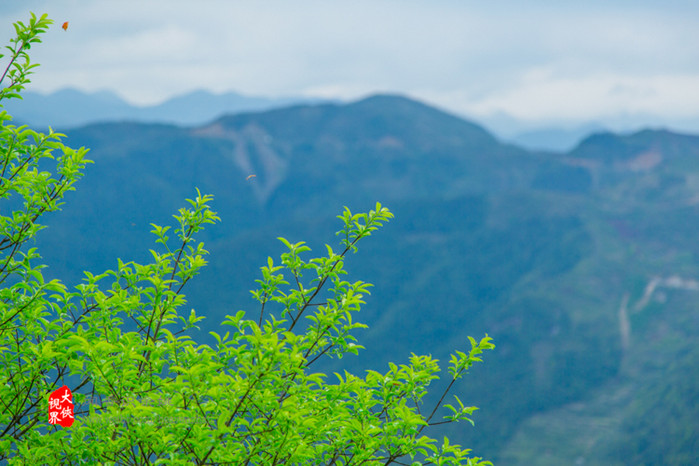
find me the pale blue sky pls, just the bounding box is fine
[2,1,698,131]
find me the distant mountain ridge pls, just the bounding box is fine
[24,93,699,464]
[0,87,329,129]
[7,87,698,153]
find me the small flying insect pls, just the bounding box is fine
[62,22,69,31]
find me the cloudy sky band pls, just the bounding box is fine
[1,1,697,131]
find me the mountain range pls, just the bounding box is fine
[5,87,624,152]
[21,93,699,464]
[1,88,327,129]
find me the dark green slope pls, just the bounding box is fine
[498,129,699,464]
[33,96,699,463]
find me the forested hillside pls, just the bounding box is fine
[37,95,699,463]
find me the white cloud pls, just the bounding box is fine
[451,72,699,122]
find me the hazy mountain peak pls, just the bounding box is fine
[210,93,501,154]
[350,92,424,107]
[350,93,498,140]
[570,128,699,164]
[0,87,324,129]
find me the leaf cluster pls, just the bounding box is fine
[0,13,91,458]
[0,13,51,101]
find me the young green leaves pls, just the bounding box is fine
[337,202,394,253]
